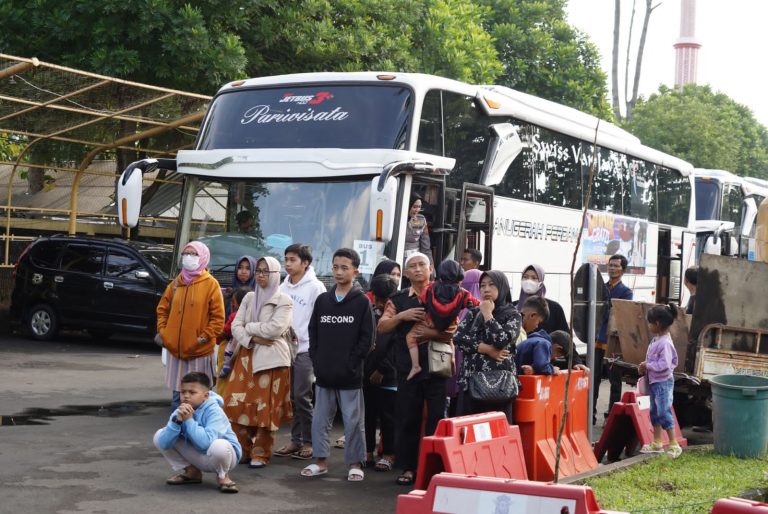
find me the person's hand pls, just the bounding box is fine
[479,300,495,320]
[197,336,207,345]
[574,364,590,372]
[369,370,384,385]
[177,403,194,422]
[521,365,534,375]
[479,343,510,362]
[638,361,647,375]
[553,366,560,374]
[251,336,274,346]
[398,307,426,323]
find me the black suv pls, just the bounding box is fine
[11,236,173,340]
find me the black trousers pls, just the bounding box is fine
[363,384,396,457]
[593,347,624,420]
[457,391,514,425]
[394,376,447,472]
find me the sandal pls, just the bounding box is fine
[248,459,267,469]
[395,472,414,486]
[219,481,238,494]
[333,436,345,449]
[291,447,313,460]
[301,463,328,477]
[348,467,365,482]
[166,473,202,485]
[274,444,301,457]
[375,458,393,472]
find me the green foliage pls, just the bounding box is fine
[0,0,249,93]
[625,84,768,178]
[477,0,612,118]
[585,449,768,513]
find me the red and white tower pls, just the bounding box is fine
[674,0,701,89]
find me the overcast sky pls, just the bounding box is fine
[566,0,768,127]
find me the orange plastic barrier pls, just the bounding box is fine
[711,498,768,513]
[515,369,599,481]
[397,472,628,514]
[594,390,687,462]
[413,412,528,490]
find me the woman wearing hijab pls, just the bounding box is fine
[446,268,484,416]
[403,194,431,262]
[366,260,402,303]
[224,256,294,469]
[515,264,569,334]
[156,241,225,410]
[225,256,257,316]
[454,270,522,423]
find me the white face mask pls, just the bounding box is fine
[521,279,540,294]
[181,254,200,271]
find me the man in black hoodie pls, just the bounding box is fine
[302,248,375,481]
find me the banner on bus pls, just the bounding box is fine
[581,211,648,274]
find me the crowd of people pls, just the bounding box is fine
[152,235,686,494]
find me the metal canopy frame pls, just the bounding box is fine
[0,54,212,266]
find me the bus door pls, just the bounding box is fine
[656,227,677,303]
[680,230,697,305]
[411,177,447,264]
[456,184,494,269]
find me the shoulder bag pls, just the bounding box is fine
[427,340,454,378]
[469,369,518,403]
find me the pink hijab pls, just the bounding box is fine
[251,256,282,322]
[179,241,210,285]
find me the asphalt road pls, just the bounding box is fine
[0,332,709,514]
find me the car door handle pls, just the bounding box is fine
[54,276,64,283]
[103,282,114,290]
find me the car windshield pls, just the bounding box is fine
[186,178,377,289]
[139,249,173,280]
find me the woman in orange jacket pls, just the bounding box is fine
[156,241,225,410]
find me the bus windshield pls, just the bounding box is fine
[187,178,373,288]
[695,179,721,220]
[197,85,412,150]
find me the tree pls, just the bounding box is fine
[611,0,660,122]
[242,0,501,84]
[477,0,612,118]
[624,84,768,177]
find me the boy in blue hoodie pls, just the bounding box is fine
[515,295,559,376]
[301,248,375,481]
[153,372,242,493]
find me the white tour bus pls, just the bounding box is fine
[117,72,695,324]
[693,168,765,260]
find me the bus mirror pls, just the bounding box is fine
[703,234,722,256]
[369,176,397,242]
[117,165,143,228]
[480,123,523,187]
[741,197,758,237]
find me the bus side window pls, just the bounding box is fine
[442,92,487,188]
[417,90,443,156]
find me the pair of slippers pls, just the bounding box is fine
[166,473,238,493]
[301,464,364,481]
[273,445,313,460]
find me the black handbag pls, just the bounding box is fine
[468,369,518,403]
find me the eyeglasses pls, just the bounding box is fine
[255,269,279,275]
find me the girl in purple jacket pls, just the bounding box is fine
[638,304,682,458]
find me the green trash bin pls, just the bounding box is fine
[710,374,768,458]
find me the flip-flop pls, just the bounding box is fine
[395,472,414,486]
[219,481,238,494]
[347,467,364,482]
[248,460,266,469]
[291,447,313,460]
[301,464,328,477]
[375,458,393,472]
[166,473,202,485]
[273,445,300,457]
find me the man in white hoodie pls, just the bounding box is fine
[274,244,327,460]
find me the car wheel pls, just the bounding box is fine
[27,304,59,341]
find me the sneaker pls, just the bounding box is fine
[639,441,664,453]
[666,445,683,459]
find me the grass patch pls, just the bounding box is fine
[584,448,768,513]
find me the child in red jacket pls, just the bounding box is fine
[218,287,252,378]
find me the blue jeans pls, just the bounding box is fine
[649,378,674,430]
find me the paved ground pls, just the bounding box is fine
[0,332,710,513]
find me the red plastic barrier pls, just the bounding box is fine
[397,472,628,514]
[515,369,599,481]
[711,498,768,513]
[413,412,528,490]
[594,390,687,463]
